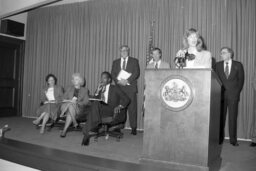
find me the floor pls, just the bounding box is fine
[0,117,256,171]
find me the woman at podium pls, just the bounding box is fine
[175,28,212,69]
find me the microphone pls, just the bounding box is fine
[0,125,11,138]
[174,57,186,69]
[174,51,196,69]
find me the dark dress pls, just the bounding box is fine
[36,85,63,121]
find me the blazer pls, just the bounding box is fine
[146,60,170,69]
[63,86,89,106]
[95,84,130,109]
[215,60,244,101]
[40,85,63,103]
[111,57,140,93]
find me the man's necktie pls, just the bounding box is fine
[225,62,229,78]
[101,86,106,102]
[155,62,158,70]
[122,58,126,70]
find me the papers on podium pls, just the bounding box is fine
[117,70,131,81]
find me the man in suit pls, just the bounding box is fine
[215,47,244,146]
[111,45,140,135]
[146,47,170,69]
[82,71,130,146]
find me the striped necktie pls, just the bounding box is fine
[155,62,158,70]
[122,58,126,70]
[225,62,229,78]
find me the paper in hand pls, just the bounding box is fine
[117,70,131,80]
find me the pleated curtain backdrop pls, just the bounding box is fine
[23,0,256,138]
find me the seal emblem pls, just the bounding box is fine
[160,75,193,111]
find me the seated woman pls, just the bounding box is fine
[175,28,212,68]
[33,74,63,134]
[60,73,89,137]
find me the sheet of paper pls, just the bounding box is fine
[89,98,103,101]
[117,69,131,80]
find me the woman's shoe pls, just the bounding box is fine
[60,131,66,138]
[32,120,40,129]
[32,120,40,125]
[40,128,45,134]
[74,125,82,131]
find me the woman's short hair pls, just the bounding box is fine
[71,73,85,86]
[221,47,234,59]
[183,28,204,52]
[45,74,57,85]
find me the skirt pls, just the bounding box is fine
[60,102,84,119]
[36,103,60,121]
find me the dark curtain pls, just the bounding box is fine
[23,0,256,138]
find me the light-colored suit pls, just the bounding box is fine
[146,60,170,69]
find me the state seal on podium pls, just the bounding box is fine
[160,75,194,111]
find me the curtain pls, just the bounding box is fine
[23,0,256,138]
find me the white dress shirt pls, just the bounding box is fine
[45,87,55,101]
[103,84,110,104]
[224,59,232,75]
[154,60,162,69]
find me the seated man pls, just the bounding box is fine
[81,71,130,146]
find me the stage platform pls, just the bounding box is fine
[0,117,256,171]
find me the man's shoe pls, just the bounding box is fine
[231,142,239,146]
[81,135,90,146]
[131,128,137,135]
[250,142,256,147]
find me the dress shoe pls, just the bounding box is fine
[250,142,256,147]
[230,142,239,146]
[40,128,45,134]
[32,120,40,126]
[60,131,66,138]
[73,125,82,131]
[81,135,90,146]
[131,128,137,135]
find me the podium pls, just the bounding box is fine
[140,69,222,171]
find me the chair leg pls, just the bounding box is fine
[108,131,123,141]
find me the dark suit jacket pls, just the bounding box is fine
[95,85,130,110]
[40,85,63,103]
[111,57,140,93]
[215,60,244,101]
[63,86,90,107]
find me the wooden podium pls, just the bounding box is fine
[140,69,222,171]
